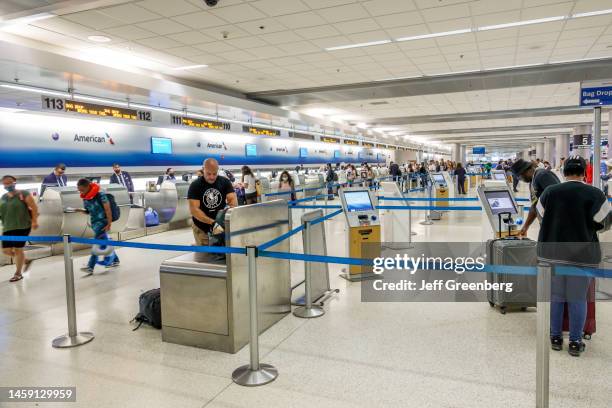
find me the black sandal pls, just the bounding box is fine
[9,274,23,282]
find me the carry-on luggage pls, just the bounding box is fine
[562,279,596,339]
[132,288,161,330]
[487,237,538,314]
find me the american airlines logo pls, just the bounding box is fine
[207,142,227,150]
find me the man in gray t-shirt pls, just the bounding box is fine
[511,159,560,237]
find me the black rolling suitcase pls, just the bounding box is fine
[486,237,538,314]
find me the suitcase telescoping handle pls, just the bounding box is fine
[497,211,514,238]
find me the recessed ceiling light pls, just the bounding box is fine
[87,35,111,43]
[173,64,209,70]
[396,28,472,42]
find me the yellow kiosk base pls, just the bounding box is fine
[341,225,381,282]
[435,187,449,207]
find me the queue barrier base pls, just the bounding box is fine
[52,332,95,349]
[232,363,278,387]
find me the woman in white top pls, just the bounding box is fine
[241,166,257,204]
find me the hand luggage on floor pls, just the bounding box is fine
[486,237,538,314]
[562,279,596,339]
[132,288,161,330]
[144,208,159,227]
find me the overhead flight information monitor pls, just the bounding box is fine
[339,187,381,282]
[42,96,152,122]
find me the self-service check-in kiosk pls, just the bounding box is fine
[485,170,509,187]
[339,187,381,281]
[431,173,449,208]
[477,185,520,238]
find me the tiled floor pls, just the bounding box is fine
[1,187,610,408]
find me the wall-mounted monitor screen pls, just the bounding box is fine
[344,191,374,212]
[484,190,517,215]
[334,150,341,158]
[245,144,257,157]
[151,137,172,154]
[299,147,308,158]
[473,146,485,154]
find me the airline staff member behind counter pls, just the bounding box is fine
[511,158,560,237]
[110,163,134,193]
[536,156,611,356]
[188,159,237,246]
[40,163,68,196]
[157,168,177,185]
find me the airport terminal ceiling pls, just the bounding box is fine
[0,0,611,153]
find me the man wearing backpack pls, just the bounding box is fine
[75,178,119,273]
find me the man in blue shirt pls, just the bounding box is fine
[75,179,119,274]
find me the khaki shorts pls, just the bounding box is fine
[192,224,210,246]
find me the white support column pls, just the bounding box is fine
[535,142,545,161]
[544,138,555,164]
[555,134,570,168]
[452,143,461,162]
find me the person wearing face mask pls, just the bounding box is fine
[157,168,177,185]
[1,175,39,282]
[41,163,67,197]
[110,163,134,193]
[278,170,295,201]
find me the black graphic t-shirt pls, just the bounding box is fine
[187,176,235,232]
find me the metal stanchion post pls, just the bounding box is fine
[420,179,434,225]
[52,234,94,348]
[324,185,328,215]
[293,222,325,318]
[232,246,278,386]
[536,262,551,408]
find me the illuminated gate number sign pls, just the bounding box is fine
[41,96,152,121]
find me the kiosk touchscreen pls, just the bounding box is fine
[485,170,509,187]
[477,186,519,237]
[339,187,381,281]
[432,173,446,186]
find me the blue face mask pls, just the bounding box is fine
[6,184,16,192]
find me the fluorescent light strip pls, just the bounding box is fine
[325,40,391,51]
[396,28,472,42]
[478,15,566,31]
[0,83,69,98]
[173,64,208,70]
[571,8,612,18]
[0,83,396,148]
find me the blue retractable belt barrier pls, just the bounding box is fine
[555,265,612,279]
[290,204,343,209]
[259,250,372,266]
[288,195,327,205]
[264,190,300,197]
[258,208,343,250]
[0,235,64,242]
[258,224,305,251]
[69,237,246,255]
[377,205,483,211]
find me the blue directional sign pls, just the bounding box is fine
[580,80,612,106]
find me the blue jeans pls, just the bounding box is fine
[87,231,119,269]
[550,275,591,342]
